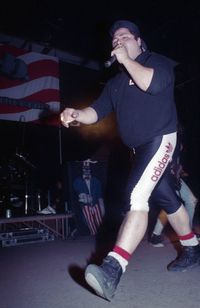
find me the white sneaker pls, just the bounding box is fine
[37,205,56,215]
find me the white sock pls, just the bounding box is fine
[180,235,199,246]
[108,251,128,273]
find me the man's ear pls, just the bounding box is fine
[137,37,142,49]
[137,37,141,45]
[138,37,146,52]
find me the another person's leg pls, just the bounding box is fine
[178,179,198,227]
[150,210,168,247]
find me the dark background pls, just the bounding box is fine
[0,0,200,217]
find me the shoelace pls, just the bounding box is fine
[102,257,122,279]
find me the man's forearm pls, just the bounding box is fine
[76,107,98,124]
[122,58,154,91]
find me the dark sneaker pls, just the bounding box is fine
[85,256,123,301]
[167,245,200,272]
[149,233,164,247]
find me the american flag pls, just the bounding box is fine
[0,44,60,125]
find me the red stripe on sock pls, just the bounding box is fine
[178,232,195,240]
[113,246,131,261]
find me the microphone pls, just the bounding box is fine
[104,55,116,68]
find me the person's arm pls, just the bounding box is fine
[121,57,153,91]
[111,46,153,91]
[60,106,98,128]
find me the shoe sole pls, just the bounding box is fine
[85,265,112,301]
[85,272,105,298]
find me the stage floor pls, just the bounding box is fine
[0,223,200,308]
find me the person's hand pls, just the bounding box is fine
[111,44,129,64]
[60,108,79,128]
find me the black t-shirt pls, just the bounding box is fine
[91,51,177,148]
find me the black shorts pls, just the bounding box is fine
[124,132,182,214]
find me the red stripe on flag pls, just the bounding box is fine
[0,44,60,125]
[0,61,59,89]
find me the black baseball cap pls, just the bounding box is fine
[109,20,147,50]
